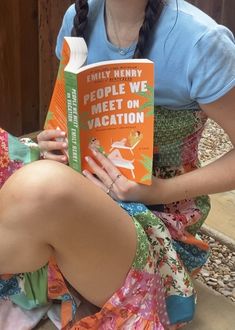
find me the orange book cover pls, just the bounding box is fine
[45,37,155,185]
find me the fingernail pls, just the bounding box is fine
[61,132,66,136]
[82,170,87,176]
[62,156,67,161]
[85,156,90,162]
[91,149,97,156]
[62,143,67,148]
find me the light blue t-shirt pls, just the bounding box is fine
[56,0,235,110]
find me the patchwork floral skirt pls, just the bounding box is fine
[0,108,210,330]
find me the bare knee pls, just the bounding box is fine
[0,160,85,217]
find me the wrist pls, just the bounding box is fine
[137,177,169,205]
[151,177,172,204]
[141,176,187,205]
[156,177,181,204]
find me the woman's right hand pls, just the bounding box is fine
[37,129,68,163]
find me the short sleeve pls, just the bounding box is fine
[55,5,75,59]
[187,25,235,104]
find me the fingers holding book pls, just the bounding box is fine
[37,129,68,163]
[106,174,122,194]
[83,148,139,201]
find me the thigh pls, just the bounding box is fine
[0,160,138,308]
[54,198,138,308]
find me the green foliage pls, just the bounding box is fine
[79,112,89,130]
[140,173,152,183]
[45,111,53,124]
[139,154,153,182]
[58,61,66,80]
[136,84,154,116]
[139,154,152,171]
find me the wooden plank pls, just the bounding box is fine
[221,0,235,33]
[0,0,22,135]
[0,0,39,135]
[38,0,74,129]
[19,0,39,134]
[189,0,235,34]
[188,0,222,20]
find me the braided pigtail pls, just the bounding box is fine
[72,0,89,38]
[133,0,165,58]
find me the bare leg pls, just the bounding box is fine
[0,160,137,307]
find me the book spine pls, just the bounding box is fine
[64,71,81,172]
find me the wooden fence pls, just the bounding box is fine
[0,0,73,135]
[188,0,235,31]
[0,0,234,135]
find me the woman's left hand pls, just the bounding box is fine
[82,149,151,202]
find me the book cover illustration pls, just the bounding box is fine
[45,38,154,185]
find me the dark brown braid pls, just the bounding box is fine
[133,0,165,58]
[71,0,165,58]
[72,0,89,38]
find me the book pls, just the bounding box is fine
[45,37,155,185]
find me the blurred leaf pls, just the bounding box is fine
[45,111,53,123]
[138,101,154,111]
[141,173,151,182]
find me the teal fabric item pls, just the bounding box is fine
[10,266,49,310]
[166,294,196,324]
[55,0,235,109]
[8,134,40,164]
